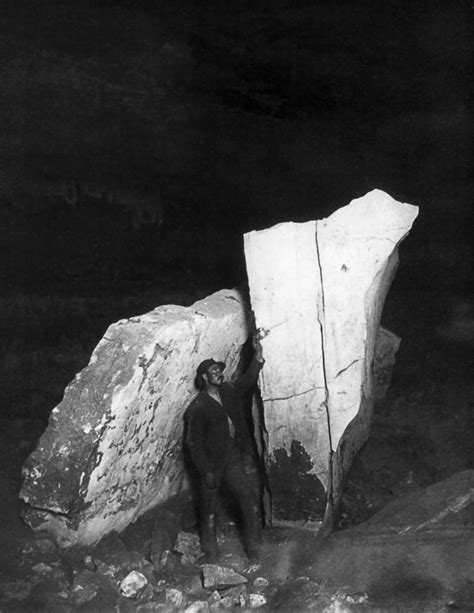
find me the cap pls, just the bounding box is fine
[196,358,226,378]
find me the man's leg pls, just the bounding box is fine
[199,478,219,562]
[224,450,263,560]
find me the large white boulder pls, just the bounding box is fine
[244,189,418,524]
[20,289,250,547]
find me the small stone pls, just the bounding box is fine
[208,590,221,604]
[218,596,234,609]
[32,562,53,574]
[201,564,247,589]
[83,554,97,570]
[21,543,34,555]
[154,579,167,593]
[253,577,269,588]
[219,585,248,605]
[120,570,148,598]
[165,587,185,608]
[181,574,207,596]
[174,531,202,558]
[249,593,267,608]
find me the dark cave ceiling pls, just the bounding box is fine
[0,0,472,290]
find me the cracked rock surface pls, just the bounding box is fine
[20,289,250,547]
[244,189,419,522]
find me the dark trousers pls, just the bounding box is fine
[199,443,262,560]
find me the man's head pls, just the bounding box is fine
[195,358,225,389]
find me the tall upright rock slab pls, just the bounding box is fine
[20,289,250,547]
[244,189,418,525]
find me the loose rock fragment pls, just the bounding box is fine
[174,531,202,559]
[207,591,221,605]
[219,585,248,606]
[217,596,235,609]
[83,554,96,571]
[32,562,53,575]
[165,587,185,608]
[120,570,148,598]
[249,593,267,608]
[201,565,247,589]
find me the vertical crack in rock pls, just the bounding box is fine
[314,221,333,454]
[244,190,419,527]
[315,220,336,527]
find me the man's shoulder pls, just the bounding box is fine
[186,392,208,413]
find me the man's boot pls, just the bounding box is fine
[200,513,218,563]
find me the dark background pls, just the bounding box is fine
[0,0,472,427]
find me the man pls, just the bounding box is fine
[185,336,264,563]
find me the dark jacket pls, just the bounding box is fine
[185,357,263,476]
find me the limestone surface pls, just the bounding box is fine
[20,289,250,547]
[244,189,418,522]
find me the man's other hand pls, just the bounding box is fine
[204,472,218,489]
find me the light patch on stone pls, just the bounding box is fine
[201,565,247,589]
[120,570,148,598]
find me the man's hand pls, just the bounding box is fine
[243,453,257,475]
[204,472,218,489]
[252,334,264,362]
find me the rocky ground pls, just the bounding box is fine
[0,287,473,612]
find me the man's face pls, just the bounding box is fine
[205,364,224,386]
